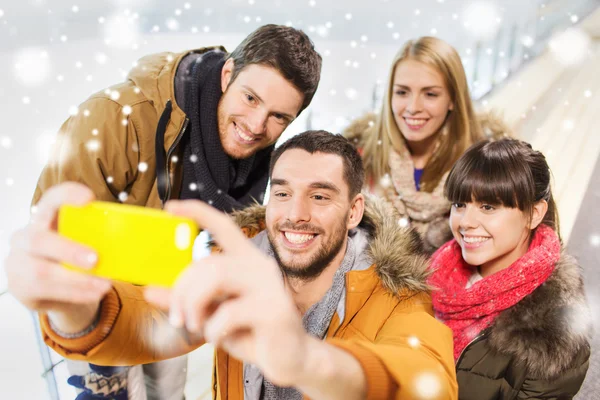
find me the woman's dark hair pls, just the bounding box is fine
[444,138,560,237]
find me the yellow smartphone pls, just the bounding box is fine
[58,201,199,287]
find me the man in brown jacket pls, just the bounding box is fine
[29,24,322,400]
[7,131,457,399]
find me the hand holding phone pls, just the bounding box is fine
[58,201,198,287]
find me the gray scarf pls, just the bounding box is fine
[244,234,358,400]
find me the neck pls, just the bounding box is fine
[479,235,531,278]
[285,240,348,315]
[406,134,438,169]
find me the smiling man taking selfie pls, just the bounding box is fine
[9,131,457,399]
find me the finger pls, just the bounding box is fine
[144,287,172,311]
[164,200,255,255]
[6,252,111,309]
[32,182,95,230]
[203,298,253,346]
[172,256,248,332]
[34,259,112,304]
[11,228,98,269]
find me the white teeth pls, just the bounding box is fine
[462,236,490,243]
[405,118,427,126]
[235,124,255,142]
[284,232,315,244]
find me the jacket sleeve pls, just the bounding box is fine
[39,280,205,366]
[517,349,590,399]
[32,95,140,205]
[328,298,458,400]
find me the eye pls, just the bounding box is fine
[274,192,289,198]
[395,90,408,96]
[312,194,329,201]
[452,202,466,209]
[244,93,256,104]
[481,204,495,211]
[272,113,288,124]
[426,92,439,97]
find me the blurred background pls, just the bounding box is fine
[0,0,599,398]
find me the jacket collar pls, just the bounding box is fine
[487,252,592,379]
[126,46,227,151]
[230,195,431,296]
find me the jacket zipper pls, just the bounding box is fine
[163,117,189,203]
[456,331,488,366]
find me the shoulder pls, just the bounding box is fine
[487,251,592,379]
[342,112,378,146]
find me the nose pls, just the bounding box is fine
[406,94,423,115]
[287,196,311,225]
[458,205,479,230]
[247,108,268,135]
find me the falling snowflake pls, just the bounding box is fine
[95,52,108,64]
[1,136,13,149]
[118,192,128,202]
[171,155,179,163]
[413,371,442,399]
[13,47,52,87]
[189,183,198,191]
[138,162,148,172]
[462,1,501,41]
[590,234,600,247]
[190,154,198,163]
[166,18,180,31]
[68,106,79,116]
[86,139,100,151]
[106,176,114,184]
[562,120,575,130]
[379,174,391,188]
[407,336,420,348]
[549,28,591,66]
[398,217,409,228]
[6,178,14,186]
[584,90,592,98]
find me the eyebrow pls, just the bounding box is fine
[270,178,341,194]
[394,84,443,91]
[241,85,295,121]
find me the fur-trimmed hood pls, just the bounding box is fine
[487,252,592,380]
[229,196,432,296]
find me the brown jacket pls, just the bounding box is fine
[33,46,225,208]
[40,198,458,399]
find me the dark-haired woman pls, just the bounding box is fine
[429,138,592,399]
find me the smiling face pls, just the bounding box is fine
[266,149,363,280]
[217,59,304,160]
[391,59,453,152]
[449,200,546,276]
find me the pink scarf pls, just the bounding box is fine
[429,225,561,360]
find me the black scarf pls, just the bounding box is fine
[178,50,273,212]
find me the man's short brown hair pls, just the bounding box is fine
[269,130,365,199]
[227,24,322,114]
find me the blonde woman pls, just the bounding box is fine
[345,36,508,253]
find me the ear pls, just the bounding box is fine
[529,199,548,230]
[221,58,235,93]
[347,193,365,230]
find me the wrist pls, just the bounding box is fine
[47,302,101,335]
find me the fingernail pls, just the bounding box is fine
[169,309,183,328]
[79,252,98,268]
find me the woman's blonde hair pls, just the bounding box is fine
[361,36,482,192]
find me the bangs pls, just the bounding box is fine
[445,140,534,210]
